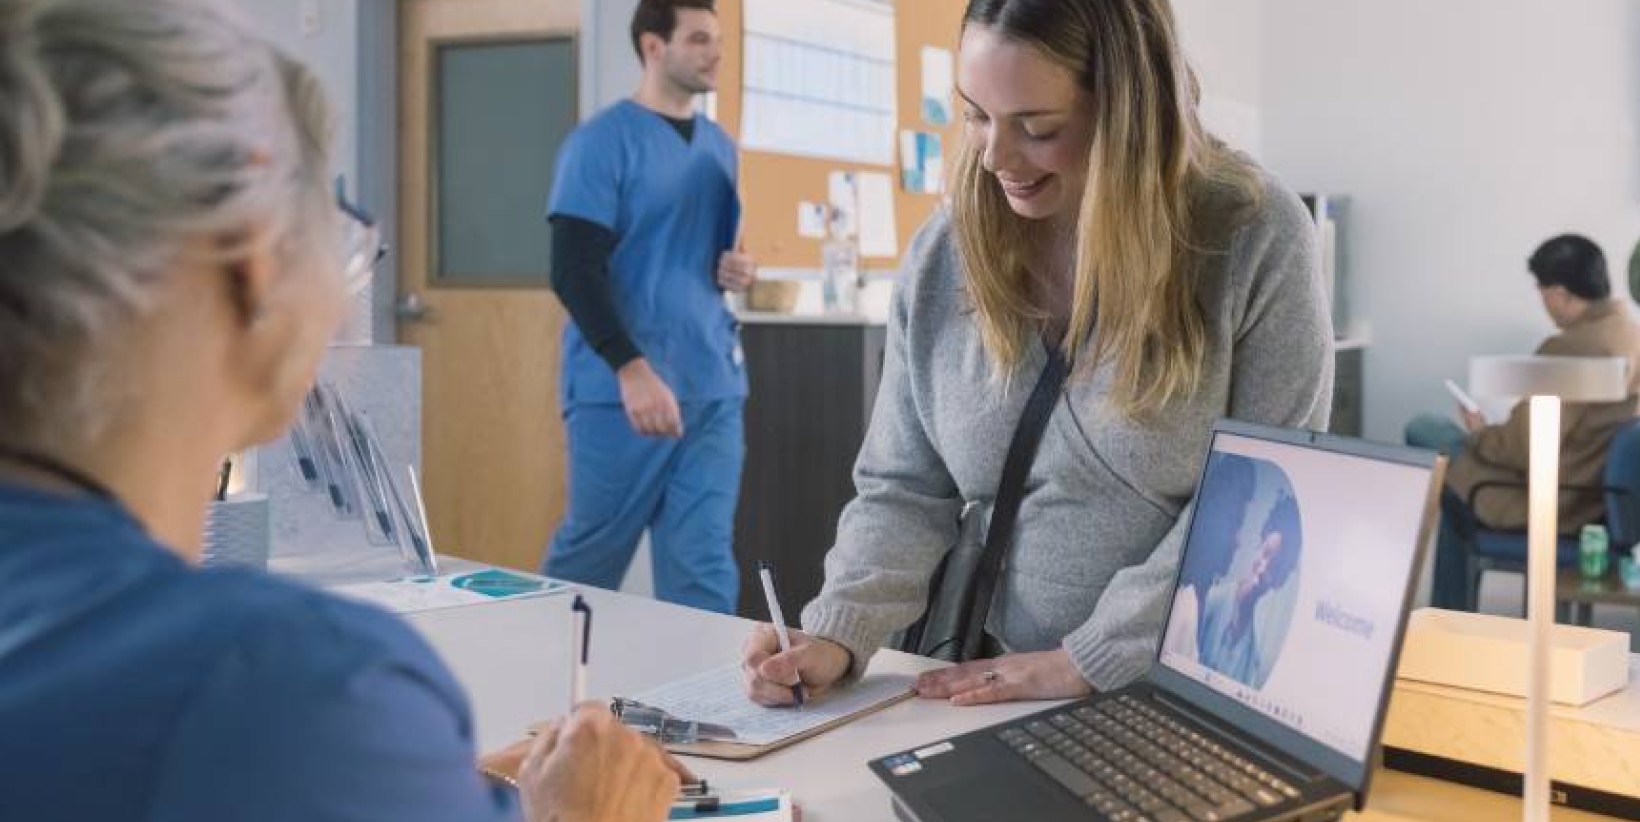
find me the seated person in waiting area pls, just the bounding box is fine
[1405,234,1640,610]
[0,1,680,820]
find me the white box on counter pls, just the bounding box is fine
[1396,608,1628,706]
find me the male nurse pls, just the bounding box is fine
[543,0,754,614]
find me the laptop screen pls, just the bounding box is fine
[1157,428,1434,766]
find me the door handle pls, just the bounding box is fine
[395,292,436,324]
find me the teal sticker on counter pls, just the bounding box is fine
[669,798,782,819]
[451,568,551,598]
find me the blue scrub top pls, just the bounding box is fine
[548,99,748,407]
[0,483,520,822]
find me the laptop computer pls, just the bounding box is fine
[870,419,1446,822]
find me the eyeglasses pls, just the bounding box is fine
[336,176,387,296]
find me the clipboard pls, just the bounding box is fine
[657,688,915,761]
[529,667,917,761]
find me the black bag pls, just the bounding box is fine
[894,345,1070,662]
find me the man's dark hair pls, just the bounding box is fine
[1529,234,1610,301]
[630,0,716,62]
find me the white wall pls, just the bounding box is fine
[233,0,360,184]
[1260,0,1640,442]
[1173,0,1265,157]
[233,0,376,342]
[584,0,643,117]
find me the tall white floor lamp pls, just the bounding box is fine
[1468,355,1628,822]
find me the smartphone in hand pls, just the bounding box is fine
[1444,379,1481,415]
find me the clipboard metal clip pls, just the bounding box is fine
[610,697,740,744]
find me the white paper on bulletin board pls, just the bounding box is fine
[797,201,827,239]
[741,0,897,166]
[920,46,954,126]
[828,171,860,239]
[855,172,898,258]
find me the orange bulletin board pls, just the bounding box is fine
[715,0,967,270]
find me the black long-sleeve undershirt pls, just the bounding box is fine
[547,112,695,374]
[549,214,640,372]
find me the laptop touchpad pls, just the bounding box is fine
[926,779,1052,820]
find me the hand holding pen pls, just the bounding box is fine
[741,558,852,707]
[739,623,852,708]
[483,704,688,822]
[756,562,805,706]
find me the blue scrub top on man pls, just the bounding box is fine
[549,99,746,407]
[543,99,748,614]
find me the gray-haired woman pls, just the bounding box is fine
[0,1,677,820]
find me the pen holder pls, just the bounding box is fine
[202,493,271,571]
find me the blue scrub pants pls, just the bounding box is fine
[544,398,744,613]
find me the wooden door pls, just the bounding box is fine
[398,0,577,572]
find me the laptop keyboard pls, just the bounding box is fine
[994,694,1301,822]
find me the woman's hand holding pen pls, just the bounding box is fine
[912,649,1094,706]
[740,625,851,706]
[508,702,692,822]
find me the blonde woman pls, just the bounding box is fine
[0,0,677,819]
[741,0,1331,705]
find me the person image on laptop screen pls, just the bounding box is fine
[1163,453,1306,689]
[1193,462,1302,689]
[1161,453,1257,674]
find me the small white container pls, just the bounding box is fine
[1397,608,1629,707]
[202,493,271,571]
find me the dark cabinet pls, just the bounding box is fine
[733,321,888,620]
[1331,346,1364,437]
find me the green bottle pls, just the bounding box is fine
[1580,523,1610,580]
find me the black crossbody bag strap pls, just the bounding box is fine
[955,344,1070,660]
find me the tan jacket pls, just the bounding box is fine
[1447,300,1640,532]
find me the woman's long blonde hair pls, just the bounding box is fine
[953,0,1262,418]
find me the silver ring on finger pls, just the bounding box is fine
[982,669,1001,684]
